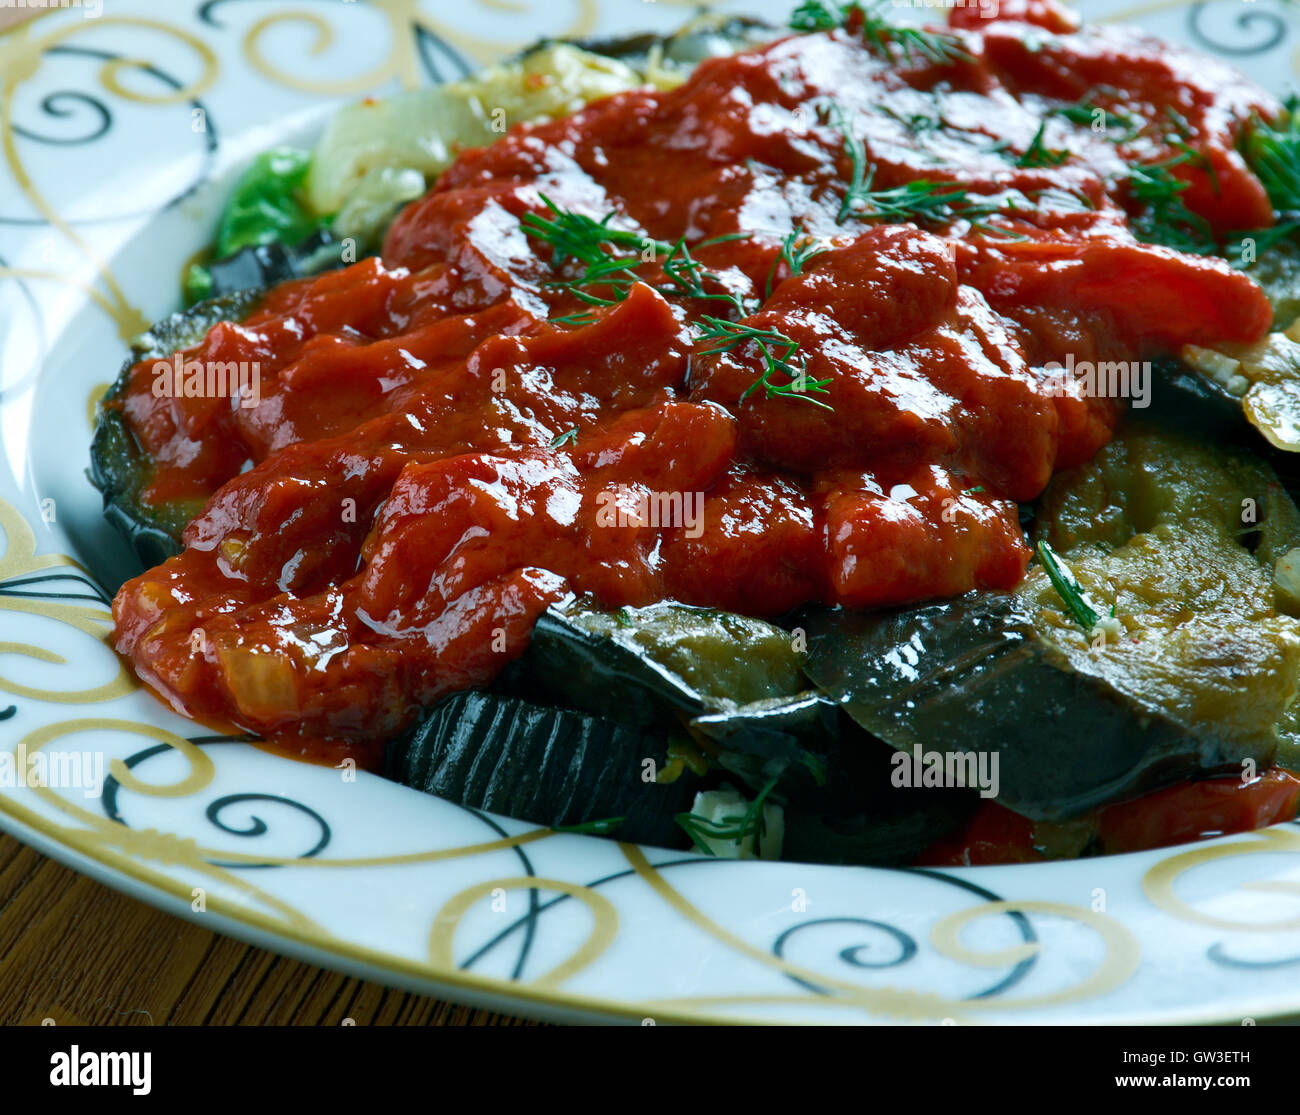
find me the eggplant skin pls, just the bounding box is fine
[797,596,1280,823]
[89,289,264,568]
[782,792,974,868]
[386,690,699,847]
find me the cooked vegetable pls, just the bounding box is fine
[387,689,699,846]
[89,289,264,567]
[1170,101,1300,449]
[508,597,807,727]
[305,44,656,244]
[920,771,1300,865]
[189,229,347,304]
[797,425,1300,821]
[505,597,840,785]
[184,148,332,303]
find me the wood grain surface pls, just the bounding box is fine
[0,833,539,1026]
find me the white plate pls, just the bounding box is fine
[3,0,1300,1025]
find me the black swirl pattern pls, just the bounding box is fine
[1208,942,1300,968]
[198,0,463,85]
[11,90,111,146]
[98,736,337,871]
[0,568,112,607]
[0,45,218,226]
[767,866,1039,1000]
[1188,0,1291,56]
[415,24,474,83]
[773,917,918,990]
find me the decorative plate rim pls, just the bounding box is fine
[5,0,1300,1027]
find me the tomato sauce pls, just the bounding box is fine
[110,3,1280,761]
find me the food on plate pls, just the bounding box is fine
[91,0,1300,863]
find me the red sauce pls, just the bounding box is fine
[111,4,1280,762]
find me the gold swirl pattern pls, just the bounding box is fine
[930,901,1140,1011]
[239,0,600,93]
[430,877,618,987]
[0,17,220,341]
[0,501,133,704]
[1144,827,1300,932]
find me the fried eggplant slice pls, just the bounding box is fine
[89,289,264,568]
[797,425,1300,821]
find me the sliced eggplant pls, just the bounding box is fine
[385,689,699,846]
[502,597,846,793]
[548,14,775,75]
[781,791,976,867]
[797,425,1300,821]
[192,228,349,303]
[89,289,264,568]
[509,597,807,725]
[1170,235,1300,453]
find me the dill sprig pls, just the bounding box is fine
[791,0,972,66]
[1017,121,1069,168]
[1126,151,1217,255]
[696,317,833,409]
[1036,540,1100,632]
[521,197,657,273]
[765,227,827,298]
[1242,96,1300,215]
[522,198,829,408]
[552,816,625,835]
[819,99,1023,235]
[675,776,780,856]
[549,427,579,448]
[821,99,869,223]
[1048,98,1142,141]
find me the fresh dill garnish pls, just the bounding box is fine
[522,198,753,314]
[817,98,1025,235]
[696,317,833,409]
[765,227,827,298]
[523,197,828,409]
[1242,95,1300,215]
[613,607,635,628]
[790,1,972,66]
[549,427,579,448]
[675,776,780,855]
[1232,219,1300,265]
[1049,100,1139,139]
[658,234,753,314]
[521,196,656,271]
[879,104,943,134]
[1125,151,1217,254]
[1016,122,1069,168]
[1037,540,1100,632]
[551,310,600,328]
[552,816,626,835]
[968,485,985,494]
[820,99,869,223]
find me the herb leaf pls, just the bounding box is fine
[791,1,972,66]
[1125,151,1217,255]
[696,317,833,409]
[1016,122,1069,168]
[675,776,780,855]
[1036,540,1100,632]
[552,816,625,835]
[1242,96,1300,215]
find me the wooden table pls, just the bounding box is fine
[0,833,536,1026]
